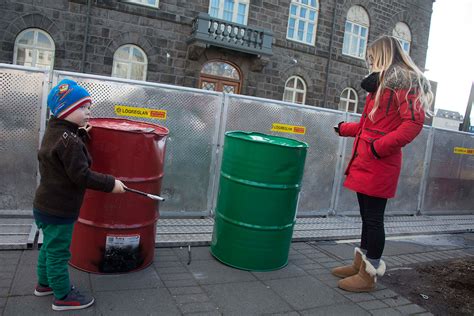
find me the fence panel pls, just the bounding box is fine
[423,129,474,214]
[219,95,345,216]
[0,65,47,211]
[55,71,222,216]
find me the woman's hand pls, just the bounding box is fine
[112,179,126,193]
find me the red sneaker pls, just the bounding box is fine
[34,284,53,296]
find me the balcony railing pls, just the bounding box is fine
[188,13,273,57]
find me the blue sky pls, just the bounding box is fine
[425,0,473,117]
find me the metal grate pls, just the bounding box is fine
[0,67,45,211]
[222,96,345,215]
[55,73,223,215]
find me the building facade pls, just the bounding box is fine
[0,0,434,112]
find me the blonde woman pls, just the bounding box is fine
[332,35,433,292]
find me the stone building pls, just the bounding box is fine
[0,0,434,112]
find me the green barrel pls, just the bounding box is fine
[210,131,308,271]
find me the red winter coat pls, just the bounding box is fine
[339,84,425,199]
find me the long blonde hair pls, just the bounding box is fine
[366,35,433,121]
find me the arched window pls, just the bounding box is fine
[286,0,319,45]
[112,45,148,81]
[209,0,250,25]
[14,29,55,69]
[283,76,307,105]
[200,61,241,93]
[342,6,369,59]
[339,88,358,113]
[393,22,412,54]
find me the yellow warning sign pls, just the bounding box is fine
[271,123,306,135]
[114,105,167,120]
[453,147,474,155]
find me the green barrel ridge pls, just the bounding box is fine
[210,131,308,271]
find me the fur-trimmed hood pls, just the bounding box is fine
[384,65,430,93]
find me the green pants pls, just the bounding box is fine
[35,220,74,299]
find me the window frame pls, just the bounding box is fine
[112,44,148,81]
[342,6,369,60]
[393,22,412,55]
[13,28,55,70]
[286,0,319,46]
[208,0,250,25]
[283,76,307,105]
[338,87,358,113]
[120,0,159,9]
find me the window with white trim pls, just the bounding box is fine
[393,22,411,54]
[121,0,159,8]
[338,88,358,113]
[342,6,369,59]
[209,0,249,25]
[14,29,55,69]
[286,0,319,45]
[283,76,307,105]
[112,45,148,81]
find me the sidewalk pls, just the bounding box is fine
[1,232,473,315]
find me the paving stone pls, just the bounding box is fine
[8,265,36,296]
[185,311,221,316]
[174,246,214,262]
[153,260,184,268]
[156,266,190,274]
[315,243,358,260]
[0,252,21,260]
[395,304,426,314]
[371,289,398,299]
[160,272,194,281]
[0,297,5,308]
[18,250,38,266]
[291,242,315,250]
[0,287,9,296]
[382,296,411,307]
[179,301,219,314]
[296,262,325,271]
[174,293,210,304]
[91,266,163,291]
[95,288,180,315]
[320,261,343,268]
[0,273,13,281]
[370,307,402,315]
[358,300,389,310]
[0,278,12,288]
[345,292,376,302]
[300,302,369,315]
[163,278,199,288]
[290,258,317,267]
[305,268,329,276]
[264,276,348,309]
[261,312,300,316]
[251,263,307,281]
[168,286,203,295]
[187,259,256,285]
[203,281,292,315]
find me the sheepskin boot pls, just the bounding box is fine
[331,247,364,278]
[338,256,386,292]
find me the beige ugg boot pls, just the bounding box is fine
[338,256,386,292]
[331,247,364,278]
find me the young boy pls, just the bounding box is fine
[33,79,125,311]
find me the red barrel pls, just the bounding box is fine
[70,118,168,273]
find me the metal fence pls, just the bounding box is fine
[1,64,473,216]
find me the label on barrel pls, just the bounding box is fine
[453,147,474,155]
[271,123,306,135]
[105,234,140,250]
[114,105,167,120]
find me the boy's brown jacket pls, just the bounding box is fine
[33,116,115,219]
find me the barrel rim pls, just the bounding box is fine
[225,130,308,148]
[89,117,169,136]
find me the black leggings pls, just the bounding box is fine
[357,192,388,260]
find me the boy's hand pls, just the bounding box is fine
[112,180,126,193]
[84,123,92,132]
